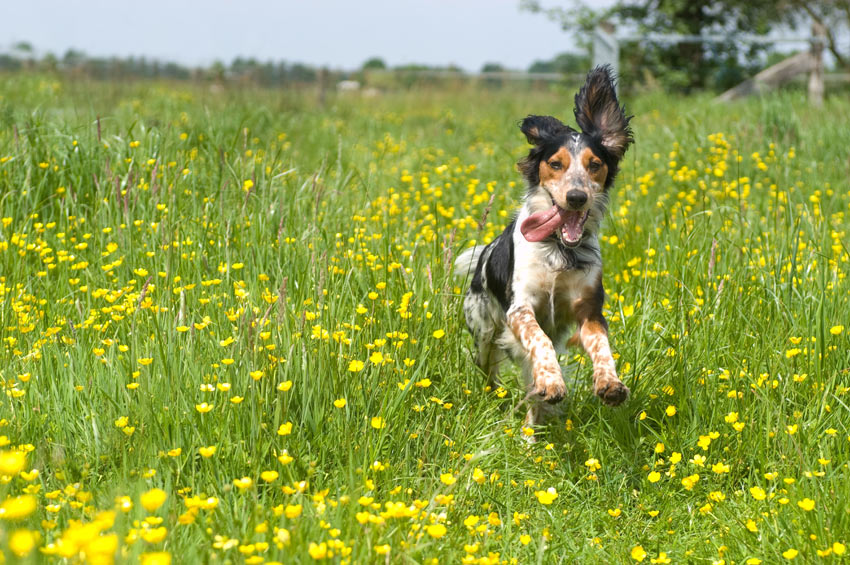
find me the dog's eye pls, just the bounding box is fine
[548,161,562,170]
[588,160,602,172]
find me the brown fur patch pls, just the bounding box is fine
[580,147,608,186]
[538,147,570,185]
[507,306,566,403]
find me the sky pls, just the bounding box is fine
[2,0,587,71]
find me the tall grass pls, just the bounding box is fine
[0,73,848,563]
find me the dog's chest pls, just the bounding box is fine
[512,254,599,336]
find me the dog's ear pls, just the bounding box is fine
[573,65,633,160]
[519,115,566,145]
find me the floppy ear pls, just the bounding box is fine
[573,65,633,160]
[519,115,566,145]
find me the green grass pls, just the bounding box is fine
[0,73,849,564]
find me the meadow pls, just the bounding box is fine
[0,73,848,564]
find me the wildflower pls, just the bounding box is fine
[749,486,766,501]
[9,529,36,557]
[665,405,676,417]
[277,422,293,435]
[284,504,302,518]
[829,325,844,335]
[647,471,661,483]
[631,545,647,562]
[141,552,172,565]
[584,458,601,472]
[0,495,37,520]
[308,542,328,559]
[797,498,815,511]
[233,477,253,490]
[277,380,293,391]
[782,548,798,559]
[370,417,385,429]
[333,398,346,408]
[833,543,846,556]
[746,519,758,532]
[261,471,279,482]
[142,527,168,543]
[195,403,213,413]
[534,488,558,505]
[440,473,456,486]
[375,544,391,555]
[199,446,217,458]
[432,329,445,339]
[426,524,447,538]
[0,450,26,476]
[141,488,167,512]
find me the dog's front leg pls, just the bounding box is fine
[578,317,629,406]
[506,304,566,404]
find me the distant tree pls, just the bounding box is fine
[481,62,505,73]
[521,0,786,90]
[528,52,589,74]
[362,57,387,70]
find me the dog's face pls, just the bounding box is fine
[517,66,633,246]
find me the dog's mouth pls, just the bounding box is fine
[520,204,589,247]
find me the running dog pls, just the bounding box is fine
[455,65,633,429]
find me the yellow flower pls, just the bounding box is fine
[249,370,264,381]
[277,422,293,436]
[348,359,365,372]
[370,417,385,429]
[426,523,447,538]
[138,357,153,366]
[665,405,676,417]
[647,471,661,483]
[141,552,172,565]
[631,545,647,562]
[797,498,815,511]
[369,351,384,364]
[277,380,293,391]
[199,446,217,458]
[375,544,391,555]
[9,529,37,557]
[308,542,328,559]
[0,450,26,476]
[833,542,846,556]
[140,488,167,512]
[233,477,253,490]
[432,329,445,339]
[829,325,844,335]
[261,470,279,482]
[782,548,798,559]
[195,403,213,413]
[142,527,168,544]
[749,486,766,500]
[534,487,558,505]
[284,504,302,519]
[333,398,346,408]
[0,495,37,520]
[440,473,456,486]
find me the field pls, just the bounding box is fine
[1,74,849,564]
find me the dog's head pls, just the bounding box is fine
[517,66,633,246]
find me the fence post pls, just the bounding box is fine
[808,22,825,106]
[593,21,619,84]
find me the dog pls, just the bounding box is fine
[455,65,633,430]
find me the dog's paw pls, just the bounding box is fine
[593,375,629,407]
[532,367,566,404]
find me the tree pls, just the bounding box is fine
[521,0,836,90]
[362,57,387,70]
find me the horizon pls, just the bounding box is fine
[1,0,593,73]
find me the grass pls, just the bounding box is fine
[0,73,849,564]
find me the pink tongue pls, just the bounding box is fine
[520,205,569,242]
[521,205,584,243]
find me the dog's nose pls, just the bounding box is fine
[566,190,588,209]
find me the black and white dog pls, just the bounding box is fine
[455,66,633,429]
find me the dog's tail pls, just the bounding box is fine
[453,244,484,281]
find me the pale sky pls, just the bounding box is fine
[2,0,586,71]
